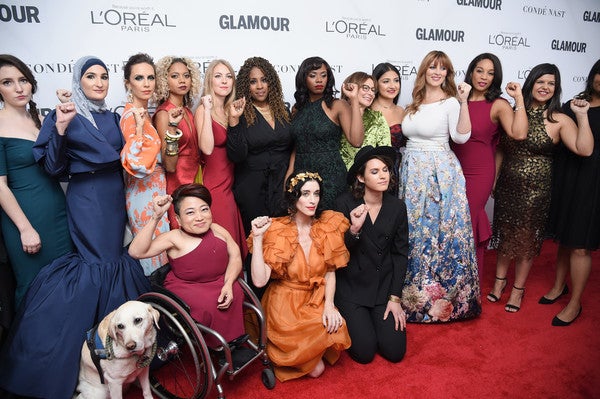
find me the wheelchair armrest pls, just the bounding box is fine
[149,264,171,289]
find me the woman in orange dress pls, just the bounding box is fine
[248,171,351,381]
[120,53,169,274]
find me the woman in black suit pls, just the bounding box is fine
[334,145,408,364]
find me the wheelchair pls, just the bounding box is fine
[138,264,276,399]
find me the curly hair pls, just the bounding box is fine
[0,54,41,129]
[284,170,324,219]
[235,56,290,126]
[406,51,458,115]
[293,56,336,113]
[154,56,201,107]
[464,53,503,102]
[373,63,401,104]
[202,59,236,117]
[522,63,562,123]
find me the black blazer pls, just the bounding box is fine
[334,191,408,307]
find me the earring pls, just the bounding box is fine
[127,89,133,103]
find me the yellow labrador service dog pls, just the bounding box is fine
[75,301,160,399]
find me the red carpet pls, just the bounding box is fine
[126,240,600,399]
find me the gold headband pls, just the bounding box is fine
[287,172,323,193]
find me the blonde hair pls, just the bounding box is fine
[202,59,236,116]
[406,51,457,115]
[155,56,201,107]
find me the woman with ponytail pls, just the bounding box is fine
[0,54,73,307]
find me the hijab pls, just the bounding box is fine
[72,56,109,128]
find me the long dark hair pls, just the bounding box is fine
[373,62,401,104]
[284,170,324,219]
[578,59,600,101]
[293,56,336,112]
[522,63,562,123]
[464,53,503,102]
[0,54,41,128]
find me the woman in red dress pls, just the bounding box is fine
[153,56,205,228]
[195,59,247,257]
[451,53,528,284]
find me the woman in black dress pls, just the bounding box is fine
[541,59,600,326]
[227,56,293,232]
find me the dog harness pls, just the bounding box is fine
[85,325,158,385]
[85,325,109,384]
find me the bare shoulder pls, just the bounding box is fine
[210,223,232,242]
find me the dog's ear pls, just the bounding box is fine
[147,304,160,330]
[108,313,119,341]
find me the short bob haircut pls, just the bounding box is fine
[284,170,324,219]
[171,183,212,215]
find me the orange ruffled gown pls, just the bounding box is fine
[248,210,352,381]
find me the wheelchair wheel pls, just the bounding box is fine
[139,292,213,399]
[261,368,276,390]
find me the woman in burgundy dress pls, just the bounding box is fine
[129,183,245,346]
[451,53,528,285]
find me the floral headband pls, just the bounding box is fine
[287,172,323,193]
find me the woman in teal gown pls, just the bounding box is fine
[0,54,72,307]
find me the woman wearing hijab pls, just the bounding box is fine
[0,56,150,399]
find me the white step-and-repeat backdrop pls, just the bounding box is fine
[2,0,599,115]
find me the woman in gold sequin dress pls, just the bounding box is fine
[490,63,593,313]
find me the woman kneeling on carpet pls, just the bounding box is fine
[128,183,245,347]
[248,170,351,381]
[334,145,408,364]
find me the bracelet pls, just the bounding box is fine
[459,100,467,104]
[165,129,183,156]
[388,295,401,303]
[514,106,524,112]
[350,229,361,240]
[168,121,179,127]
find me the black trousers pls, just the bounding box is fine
[336,297,407,364]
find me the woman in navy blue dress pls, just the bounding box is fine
[0,56,150,399]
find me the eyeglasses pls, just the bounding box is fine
[360,84,376,93]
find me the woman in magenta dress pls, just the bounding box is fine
[195,59,247,257]
[129,183,245,346]
[452,53,528,283]
[153,56,203,228]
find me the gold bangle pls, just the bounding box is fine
[388,295,401,303]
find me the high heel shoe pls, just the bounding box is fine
[552,306,582,326]
[486,276,507,303]
[505,286,525,313]
[538,285,569,305]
